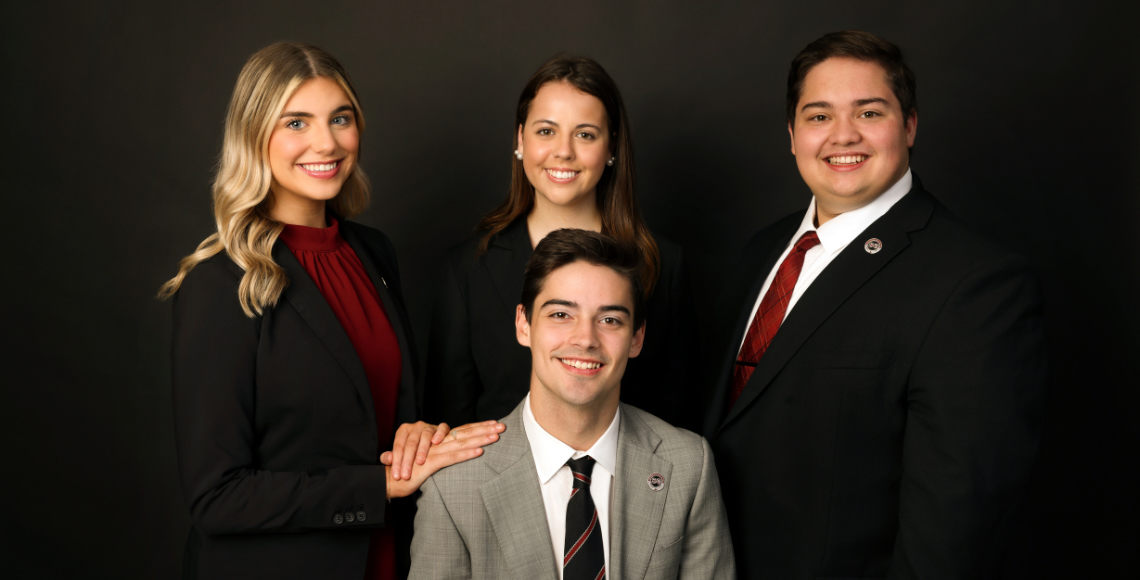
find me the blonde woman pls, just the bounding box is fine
[160,42,501,579]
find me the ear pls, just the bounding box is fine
[787,122,796,155]
[516,124,525,157]
[515,304,531,347]
[628,321,645,358]
[905,111,918,147]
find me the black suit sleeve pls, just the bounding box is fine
[422,251,482,425]
[171,258,390,534]
[890,255,1046,578]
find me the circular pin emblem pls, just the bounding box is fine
[864,238,883,254]
[647,473,665,491]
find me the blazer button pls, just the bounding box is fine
[345,511,356,523]
[333,513,344,525]
[356,510,367,522]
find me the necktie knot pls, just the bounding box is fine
[793,230,820,254]
[568,456,596,490]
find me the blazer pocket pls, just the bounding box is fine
[644,535,684,575]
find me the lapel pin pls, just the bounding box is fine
[647,473,665,491]
[863,238,883,254]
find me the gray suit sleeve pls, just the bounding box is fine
[679,437,736,579]
[409,477,473,580]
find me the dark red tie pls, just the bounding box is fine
[730,231,821,406]
[564,456,605,580]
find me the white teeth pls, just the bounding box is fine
[301,162,337,171]
[828,155,865,165]
[561,358,601,370]
[547,169,578,180]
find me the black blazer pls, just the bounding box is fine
[423,219,698,429]
[704,182,1047,579]
[171,220,418,579]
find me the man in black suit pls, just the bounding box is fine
[705,30,1046,579]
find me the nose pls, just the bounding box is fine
[312,125,339,155]
[829,115,861,146]
[552,132,574,160]
[568,318,599,350]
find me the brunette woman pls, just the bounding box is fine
[424,55,695,429]
[160,42,501,579]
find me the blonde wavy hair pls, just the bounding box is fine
[158,42,369,317]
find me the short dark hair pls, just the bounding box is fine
[521,229,645,328]
[786,30,917,124]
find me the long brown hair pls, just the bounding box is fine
[158,42,369,317]
[477,55,660,296]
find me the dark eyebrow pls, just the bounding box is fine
[598,305,631,316]
[799,101,831,112]
[854,97,890,107]
[541,298,576,309]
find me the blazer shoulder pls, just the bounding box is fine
[622,404,706,453]
[743,210,803,253]
[440,231,486,273]
[916,196,1034,272]
[174,251,244,300]
[341,219,397,257]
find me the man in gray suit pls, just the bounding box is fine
[410,229,733,579]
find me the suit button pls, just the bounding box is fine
[333,513,344,525]
[345,511,356,523]
[357,510,367,522]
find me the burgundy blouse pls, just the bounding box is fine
[279,218,401,580]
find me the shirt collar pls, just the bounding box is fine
[522,394,621,485]
[796,168,913,253]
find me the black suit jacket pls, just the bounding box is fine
[705,182,1046,579]
[171,220,418,580]
[423,219,698,429]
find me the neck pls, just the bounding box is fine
[269,198,327,228]
[528,390,618,451]
[526,199,602,248]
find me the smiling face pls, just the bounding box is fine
[789,57,917,225]
[266,76,359,226]
[516,81,612,214]
[516,260,644,417]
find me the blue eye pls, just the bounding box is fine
[286,119,305,130]
[332,114,352,126]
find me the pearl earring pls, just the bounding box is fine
[514,149,523,160]
[606,157,615,166]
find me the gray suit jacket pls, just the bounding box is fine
[410,402,735,579]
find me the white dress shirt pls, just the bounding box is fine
[522,394,619,579]
[740,169,913,351]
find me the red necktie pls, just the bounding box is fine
[729,231,820,407]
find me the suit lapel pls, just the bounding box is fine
[480,219,532,312]
[704,216,800,433]
[274,242,375,415]
[719,187,936,430]
[340,222,418,422]
[479,406,560,578]
[611,406,671,580]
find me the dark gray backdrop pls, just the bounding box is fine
[2,1,1136,578]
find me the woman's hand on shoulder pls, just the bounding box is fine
[381,420,505,498]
